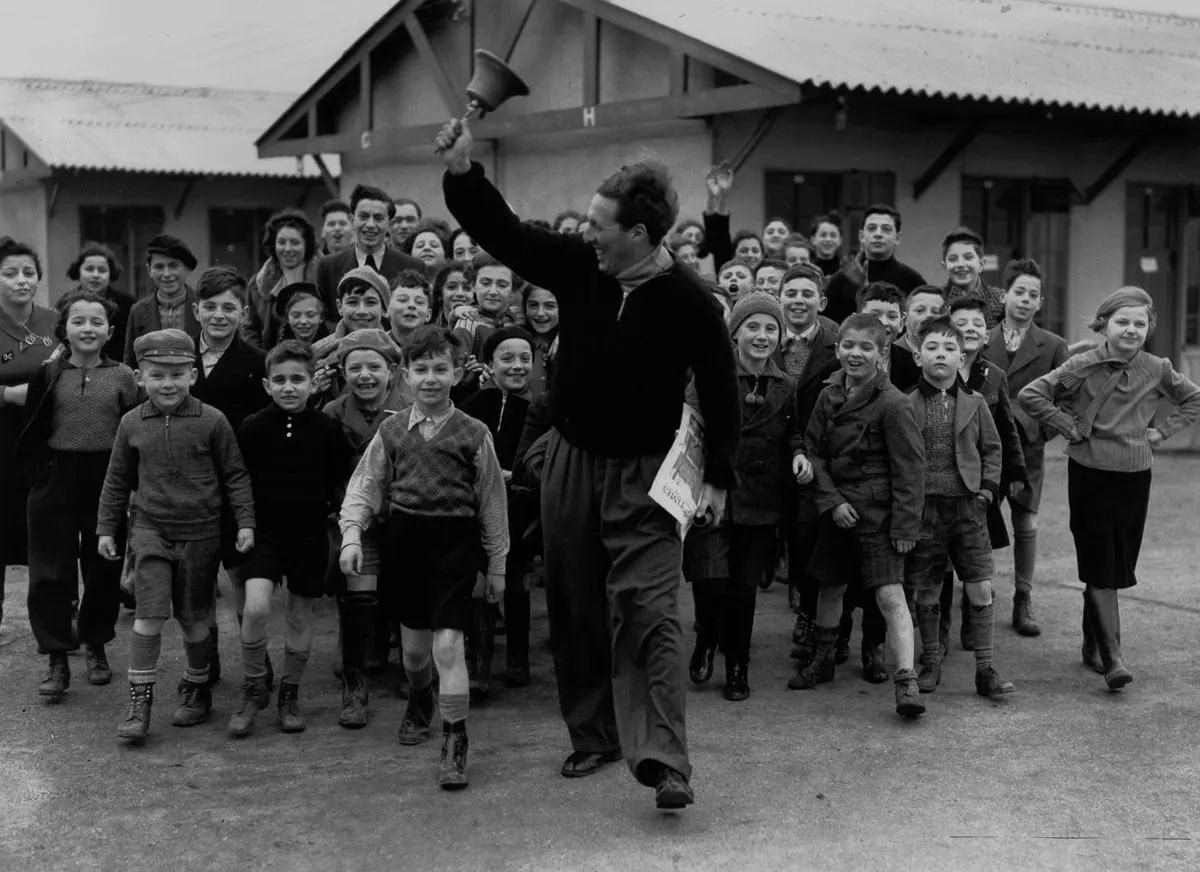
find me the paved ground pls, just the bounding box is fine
[1,451,1199,872]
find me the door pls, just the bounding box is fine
[1124,185,1181,361]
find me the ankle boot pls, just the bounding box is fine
[1081,593,1105,673]
[172,679,212,727]
[38,652,70,700]
[834,612,852,665]
[504,588,531,688]
[398,684,436,745]
[1012,590,1041,637]
[790,611,815,661]
[117,682,154,741]
[338,593,375,728]
[85,645,112,685]
[1087,587,1132,689]
[439,721,469,790]
[723,659,749,701]
[894,668,925,717]
[277,681,305,733]
[789,624,838,689]
[228,675,270,736]
[916,604,943,693]
[861,640,888,684]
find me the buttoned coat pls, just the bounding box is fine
[804,369,925,541]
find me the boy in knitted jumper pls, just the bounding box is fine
[339,325,507,789]
[903,316,1015,702]
[97,329,255,742]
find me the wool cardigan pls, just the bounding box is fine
[1019,346,1200,472]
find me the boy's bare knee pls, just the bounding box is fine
[431,630,462,667]
[964,580,993,605]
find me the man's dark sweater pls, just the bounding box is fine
[444,162,739,489]
[236,404,353,530]
[825,255,927,324]
[461,386,530,471]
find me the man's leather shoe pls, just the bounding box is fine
[655,767,695,809]
[560,748,621,778]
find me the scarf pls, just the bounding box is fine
[615,245,674,315]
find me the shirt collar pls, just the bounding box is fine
[64,356,117,370]
[918,377,958,397]
[407,402,456,430]
[141,394,202,418]
[355,244,386,266]
[786,322,819,342]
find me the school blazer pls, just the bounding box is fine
[314,247,423,316]
[908,386,1002,497]
[775,321,839,417]
[123,288,200,367]
[982,323,1069,444]
[190,335,268,433]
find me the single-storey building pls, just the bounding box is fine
[257,0,1200,375]
[0,77,340,304]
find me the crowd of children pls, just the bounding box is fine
[1,150,1198,806]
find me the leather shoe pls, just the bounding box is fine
[688,642,715,685]
[861,642,888,684]
[560,748,621,778]
[655,767,695,810]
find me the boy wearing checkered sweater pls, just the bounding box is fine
[339,325,507,790]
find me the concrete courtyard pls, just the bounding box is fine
[1,452,1197,871]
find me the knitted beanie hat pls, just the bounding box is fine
[728,290,784,336]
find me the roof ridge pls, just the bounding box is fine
[1019,0,1200,26]
[0,75,297,100]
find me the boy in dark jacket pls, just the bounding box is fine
[97,329,256,743]
[981,258,1069,636]
[904,316,1015,702]
[462,326,537,690]
[791,314,926,718]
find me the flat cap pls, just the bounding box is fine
[134,328,196,364]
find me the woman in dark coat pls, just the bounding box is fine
[0,237,59,637]
[243,209,320,350]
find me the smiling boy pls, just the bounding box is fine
[123,235,199,366]
[791,314,926,717]
[97,329,255,742]
[825,205,926,323]
[340,325,507,789]
[940,227,1004,327]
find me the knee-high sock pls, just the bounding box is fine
[970,602,996,671]
[128,631,161,685]
[1013,527,1037,593]
[182,637,210,685]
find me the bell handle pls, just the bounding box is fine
[434,100,482,155]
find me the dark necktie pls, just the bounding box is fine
[365,254,378,272]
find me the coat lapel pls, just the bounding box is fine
[1007,325,1043,379]
[955,389,975,434]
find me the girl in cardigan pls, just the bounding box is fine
[1019,287,1200,690]
[19,290,138,698]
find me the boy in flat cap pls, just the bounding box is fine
[97,328,256,743]
[123,235,199,367]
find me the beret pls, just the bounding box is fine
[274,281,323,319]
[144,234,197,271]
[481,326,534,362]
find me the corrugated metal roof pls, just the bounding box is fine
[0,78,340,177]
[604,0,1200,118]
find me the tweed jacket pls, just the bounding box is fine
[982,322,1068,444]
[122,288,199,367]
[909,381,1002,498]
[804,369,924,541]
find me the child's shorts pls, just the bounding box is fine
[380,512,485,631]
[128,527,221,624]
[807,517,903,590]
[239,524,329,598]
[904,496,994,592]
[324,522,384,595]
